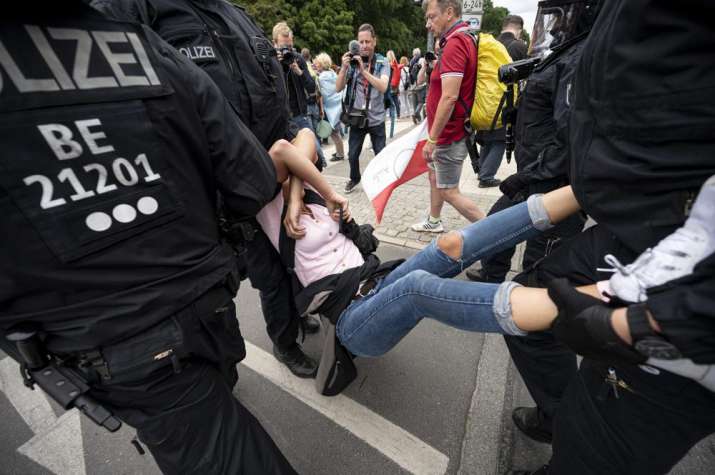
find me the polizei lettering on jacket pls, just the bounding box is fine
[0,25,161,95]
[178,45,215,61]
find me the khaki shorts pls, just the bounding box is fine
[428,138,468,188]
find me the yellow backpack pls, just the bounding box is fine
[468,33,513,131]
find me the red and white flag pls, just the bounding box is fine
[362,121,429,223]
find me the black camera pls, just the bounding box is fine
[347,40,369,67]
[278,46,297,66]
[498,57,541,84]
[424,51,436,62]
[340,110,368,129]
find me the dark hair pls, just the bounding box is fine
[358,23,376,37]
[502,14,524,29]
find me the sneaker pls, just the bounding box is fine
[605,226,710,303]
[330,153,344,162]
[344,180,359,193]
[478,178,502,188]
[410,217,444,233]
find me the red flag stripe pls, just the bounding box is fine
[371,140,429,223]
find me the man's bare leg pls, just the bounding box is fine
[439,187,486,222]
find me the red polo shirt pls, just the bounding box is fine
[426,22,477,145]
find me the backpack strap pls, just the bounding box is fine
[437,31,478,120]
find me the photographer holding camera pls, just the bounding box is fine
[273,22,325,167]
[335,23,390,193]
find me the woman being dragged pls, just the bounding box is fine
[261,133,588,392]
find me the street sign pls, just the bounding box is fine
[462,0,483,14]
[463,13,482,30]
[462,0,483,30]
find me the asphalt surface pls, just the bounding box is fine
[0,243,488,475]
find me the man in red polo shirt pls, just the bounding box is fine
[412,0,486,233]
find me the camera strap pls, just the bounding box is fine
[344,59,376,114]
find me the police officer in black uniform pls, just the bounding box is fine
[92,0,320,378]
[507,0,715,473]
[0,3,295,473]
[466,0,597,443]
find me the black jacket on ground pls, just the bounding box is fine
[569,0,715,360]
[0,5,276,353]
[284,54,316,118]
[92,0,290,150]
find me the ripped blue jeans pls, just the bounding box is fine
[336,199,543,357]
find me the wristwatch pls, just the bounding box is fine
[627,304,682,360]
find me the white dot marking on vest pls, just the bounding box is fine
[137,196,159,215]
[86,212,112,232]
[113,204,137,223]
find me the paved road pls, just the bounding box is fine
[0,243,489,475]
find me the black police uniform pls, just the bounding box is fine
[519,0,715,472]
[478,39,587,286]
[92,0,312,357]
[0,4,295,473]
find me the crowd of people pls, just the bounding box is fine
[1,0,713,474]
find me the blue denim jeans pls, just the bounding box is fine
[347,122,386,183]
[336,200,542,356]
[290,114,325,165]
[478,133,506,182]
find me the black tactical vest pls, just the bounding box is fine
[92,0,291,150]
[0,3,275,353]
[568,0,715,253]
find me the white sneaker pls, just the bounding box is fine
[411,218,444,233]
[604,226,710,302]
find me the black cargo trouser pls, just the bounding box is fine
[88,283,297,475]
[505,225,633,424]
[241,227,301,349]
[550,359,715,474]
[507,225,715,473]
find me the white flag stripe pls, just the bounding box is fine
[362,120,428,201]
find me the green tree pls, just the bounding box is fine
[345,0,427,59]
[234,0,355,64]
[234,0,428,64]
[480,0,509,36]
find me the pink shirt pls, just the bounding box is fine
[256,192,365,287]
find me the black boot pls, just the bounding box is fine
[512,406,553,444]
[273,344,318,378]
[465,267,504,283]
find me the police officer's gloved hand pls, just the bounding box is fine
[499,173,529,201]
[547,278,646,365]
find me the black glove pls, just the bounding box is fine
[547,279,646,365]
[499,173,529,201]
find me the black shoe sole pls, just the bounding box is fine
[512,411,553,444]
